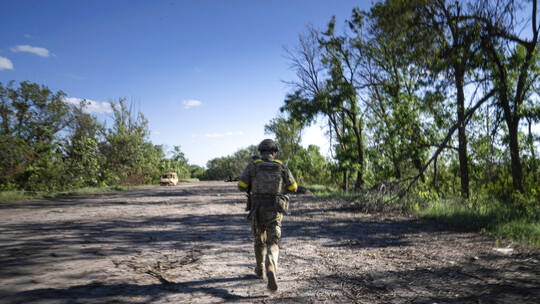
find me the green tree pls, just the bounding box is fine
[350,6,431,184]
[264,115,304,163]
[65,99,105,187]
[474,0,539,193]
[282,25,366,191]
[102,99,161,185]
[367,0,503,199]
[0,81,70,191]
[189,164,205,180]
[159,145,190,178]
[288,145,332,186]
[205,156,235,180]
[204,145,258,180]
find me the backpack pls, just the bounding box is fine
[252,160,283,195]
[252,160,289,213]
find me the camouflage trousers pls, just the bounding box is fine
[251,204,283,276]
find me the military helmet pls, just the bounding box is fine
[258,139,279,153]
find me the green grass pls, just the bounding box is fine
[1,180,202,203]
[179,178,200,183]
[419,199,540,247]
[0,190,40,202]
[49,185,128,197]
[0,185,129,203]
[307,184,539,247]
[307,184,399,212]
[307,184,365,201]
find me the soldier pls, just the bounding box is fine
[238,139,297,291]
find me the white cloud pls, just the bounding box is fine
[0,56,14,70]
[63,97,112,114]
[11,45,51,57]
[24,34,32,38]
[183,99,202,109]
[204,131,244,138]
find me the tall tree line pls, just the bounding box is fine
[280,0,539,204]
[0,81,190,191]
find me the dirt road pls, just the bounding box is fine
[0,181,538,303]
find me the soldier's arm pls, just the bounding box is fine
[282,165,298,193]
[237,162,253,192]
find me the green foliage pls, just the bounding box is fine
[307,184,363,201]
[189,165,205,180]
[418,197,539,247]
[264,115,303,162]
[0,185,128,203]
[49,185,128,197]
[204,155,235,180]
[281,0,538,202]
[309,184,539,246]
[65,98,105,187]
[264,115,333,186]
[102,99,162,185]
[0,81,201,192]
[26,148,68,192]
[67,137,102,187]
[275,0,539,246]
[0,190,38,202]
[288,145,333,186]
[179,178,200,183]
[282,22,367,190]
[203,146,257,180]
[0,81,71,191]
[159,146,190,179]
[0,134,32,188]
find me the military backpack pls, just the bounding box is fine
[252,160,289,213]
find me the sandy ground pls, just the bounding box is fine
[0,181,538,304]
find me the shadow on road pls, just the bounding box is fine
[293,257,540,304]
[4,275,267,304]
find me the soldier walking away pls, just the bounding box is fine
[238,139,297,291]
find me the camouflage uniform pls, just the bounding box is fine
[238,151,297,291]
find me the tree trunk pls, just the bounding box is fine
[355,171,362,192]
[527,118,536,162]
[497,76,525,193]
[507,118,524,193]
[433,155,439,193]
[527,117,538,174]
[394,161,401,179]
[354,121,364,192]
[455,66,469,199]
[403,88,495,195]
[342,170,348,191]
[413,156,425,183]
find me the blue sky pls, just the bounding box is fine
[0,0,371,166]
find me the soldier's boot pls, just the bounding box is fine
[254,242,266,280]
[266,243,279,291]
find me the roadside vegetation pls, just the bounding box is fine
[0,1,538,245]
[0,185,128,203]
[0,82,202,194]
[307,184,539,247]
[283,0,539,247]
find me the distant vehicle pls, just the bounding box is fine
[160,172,178,186]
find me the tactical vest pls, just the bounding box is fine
[252,160,283,195]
